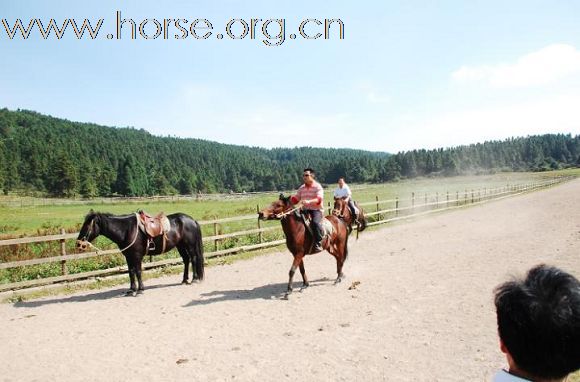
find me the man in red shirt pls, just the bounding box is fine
[290,168,324,253]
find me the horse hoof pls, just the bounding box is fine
[125,290,137,297]
[334,278,342,285]
[181,280,191,285]
[282,293,290,300]
[136,290,144,295]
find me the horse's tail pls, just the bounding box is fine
[358,215,368,232]
[192,221,205,281]
[356,205,368,233]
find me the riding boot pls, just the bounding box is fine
[312,226,323,253]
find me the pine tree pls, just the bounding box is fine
[49,151,79,197]
[79,163,98,198]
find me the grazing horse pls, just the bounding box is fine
[76,211,204,296]
[258,194,349,296]
[332,197,368,238]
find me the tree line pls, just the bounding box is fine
[0,108,578,197]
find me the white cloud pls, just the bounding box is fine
[452,44,580,88]
[386,94,580,152]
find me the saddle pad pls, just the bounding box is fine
[322,218,334,236]
[160,216,171,232]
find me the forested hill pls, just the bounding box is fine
[0,109,578,197]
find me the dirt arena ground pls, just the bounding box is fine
[1,179,579,382]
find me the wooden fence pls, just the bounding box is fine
[0,176,574,292]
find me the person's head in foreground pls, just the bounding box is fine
[494,264,580,382]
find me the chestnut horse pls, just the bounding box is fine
[76,211,204,296]
[258,194,350,296]
[332,197,368,238]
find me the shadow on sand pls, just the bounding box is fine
[183,278,331,307]
[12,282,184,308]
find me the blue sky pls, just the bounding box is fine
[1,1,580,153]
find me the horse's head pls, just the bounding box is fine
[76,210,101,251]
[258,194,293,220]
[332,197,349,218]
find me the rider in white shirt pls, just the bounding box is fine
[333,177,358,220]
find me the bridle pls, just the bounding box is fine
[77,214,140,253]
[80,217,96,242]
[77,217,97,251]
[332,199,348,219]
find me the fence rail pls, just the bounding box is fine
[0,176,575,292]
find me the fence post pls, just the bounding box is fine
[446,191,449,208]
[436,192,439,209]
[213,222,219,251]
[412,192,415,212]
[60,228,68,276]
[456,191,459,206]
[471,189,474,203]
[256,205,263,244]
[395,197,399,216]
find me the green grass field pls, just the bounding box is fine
[2,169,578,238]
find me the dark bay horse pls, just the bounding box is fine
[258,194,349,296]
[332,197,368,238]
[76,211,204,296]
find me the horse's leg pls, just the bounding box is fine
[135,256,145,294]
[125,255,138,296]
[326,249,344,284]
[334,235,348,284]
[299,259,309,289]
[177,245,191,285]
[286,253,304,295]
[335,256,345,284]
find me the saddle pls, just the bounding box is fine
[301,212,334,245]
[137,210,171,251]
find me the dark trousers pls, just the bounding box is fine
[348,199,357,218]
[305,209,323,244]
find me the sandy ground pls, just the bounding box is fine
[1,179,579,382]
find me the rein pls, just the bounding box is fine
[275,205,302,219]
[119,216,140,252]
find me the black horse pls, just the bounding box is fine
[76,211,204,296]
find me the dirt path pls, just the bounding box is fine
[1,179,579,382]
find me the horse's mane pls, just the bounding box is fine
[84,211,133,221]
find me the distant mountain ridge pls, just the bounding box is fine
[0,108,578,197]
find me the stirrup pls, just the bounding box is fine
[147,239,156,251]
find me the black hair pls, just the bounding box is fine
[303,168,315,174]
[494,264,580,379]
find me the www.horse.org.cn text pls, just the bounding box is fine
[1,11,345,46]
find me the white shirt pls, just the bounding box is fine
[493,370,531,382]
[334,184,352,199]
